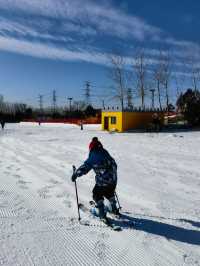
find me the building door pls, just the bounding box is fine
[104,117,109,130]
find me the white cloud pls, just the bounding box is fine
[0,35,109,65]
[165,37,200,50]
[0,0,198,48]
[61,22,97,36]
[0,0,166,66]
[0,18,72,42]
[0,0,199,72]
[0,34,163,68]
[0,0,161,41]
[0,33,191,74]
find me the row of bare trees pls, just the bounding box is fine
[0,97,28,121]
[108,47,200,111]
[0,100,27,116]
[0,89,101,121]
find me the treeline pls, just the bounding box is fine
[0,100,100,122]
[0,101,27,122]
[108,49,200,113]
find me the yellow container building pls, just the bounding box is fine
[102,108,164,132]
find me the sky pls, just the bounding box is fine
[0,0,200,108]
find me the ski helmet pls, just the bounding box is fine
[89,137,103,151]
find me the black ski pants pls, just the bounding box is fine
[92,183,116,203]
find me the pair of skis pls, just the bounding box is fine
[72,165,122,231]
[79,202,122,231]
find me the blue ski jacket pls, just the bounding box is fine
[76,148,117,187]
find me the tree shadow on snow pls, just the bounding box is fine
[127,212,200,229]
[110,213,200,246]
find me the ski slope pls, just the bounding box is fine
[0,122,200,266]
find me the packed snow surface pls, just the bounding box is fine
[0,122,200,266]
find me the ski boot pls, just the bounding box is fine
[91,199,107,220]
[109,196,120,216]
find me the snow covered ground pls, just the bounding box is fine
[0,122,200,266]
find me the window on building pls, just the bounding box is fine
[111,116,117,124]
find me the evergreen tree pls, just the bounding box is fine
[177,89,200,126]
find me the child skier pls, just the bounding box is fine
[71,137,119,219]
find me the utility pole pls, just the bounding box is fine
[76,102,79,111]
[0,95,4,112]
[74,101,79,111]
[85,81,91,106]
[127,88,133,109]
[150,89,155,109]
[68,97,73,112]
[102,100,105,109]
[38,94,43,114]
[0,94,3,103]
[52,90,57,114]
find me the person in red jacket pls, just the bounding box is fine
[72,137,119,219]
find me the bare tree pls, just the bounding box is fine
[152,49,171,111]
[108,53,128,110]
[0,95,4,113]
[133,48,148,109]
[186,50,200,92]
[153,50,165,111]
[73,100,86,111]
[174,72,186,99]
[161,50,172,112]
[173,53,188,99]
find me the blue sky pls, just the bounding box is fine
[0,0,199,108]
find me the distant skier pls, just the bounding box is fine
[0,120,5,130]
[152,112,161,132]
[80,120,83,130]
[71,137,119,219]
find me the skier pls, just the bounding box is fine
[0,120,5,130]
[71,137,119,219]
[80,120,83,130]
[152,112,161,132]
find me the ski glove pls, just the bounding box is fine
[71,173,77,182]
[71,169,82,182]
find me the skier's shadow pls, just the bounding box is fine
[110,213,200,246]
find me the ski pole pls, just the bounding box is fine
[73,165,81,221]
[115,192,122,210]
